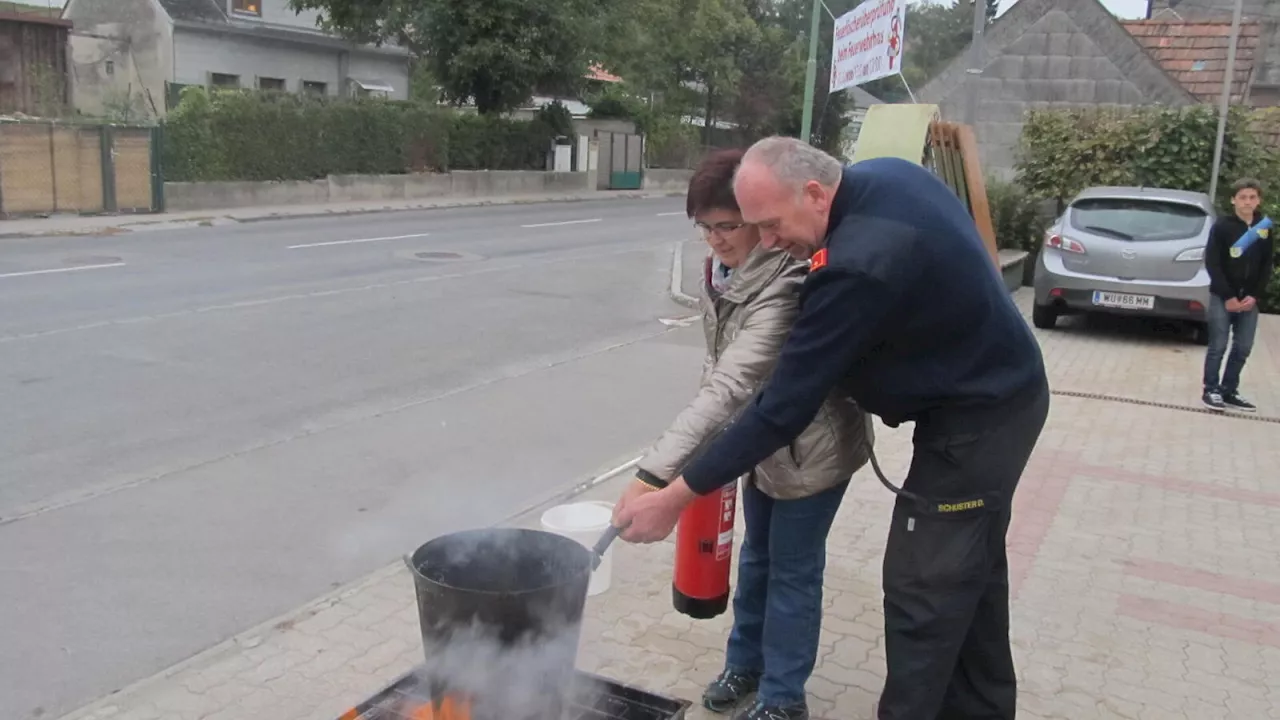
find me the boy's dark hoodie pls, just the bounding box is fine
[1205,211,1275,301]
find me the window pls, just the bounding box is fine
[301,80,327,95]
[257,77,286,91]
[210,73,241,89]
[232,0,262,16]
[1069,198,1208,242]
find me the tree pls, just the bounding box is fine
[289,0,607,114]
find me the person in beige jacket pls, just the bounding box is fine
[631,148,871,720]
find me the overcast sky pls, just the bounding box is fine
[996,0,1150,19]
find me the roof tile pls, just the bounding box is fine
[1122,19,1260,103]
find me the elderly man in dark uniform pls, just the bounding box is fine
[615,136,1049,720]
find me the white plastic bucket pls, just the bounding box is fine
[540,501,615,596]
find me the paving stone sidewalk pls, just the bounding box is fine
[59,291,1280,720]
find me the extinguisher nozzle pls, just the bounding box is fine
[590,524,622,571]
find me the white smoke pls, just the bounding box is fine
[401,528,601,720]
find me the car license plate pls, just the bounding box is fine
[1092,290,1155,310]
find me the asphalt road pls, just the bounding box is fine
[0,197,708,719]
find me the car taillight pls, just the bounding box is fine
[1045,233,1086,254]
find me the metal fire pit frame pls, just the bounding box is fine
[336,667,691,720]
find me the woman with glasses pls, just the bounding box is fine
[630,148,871,720]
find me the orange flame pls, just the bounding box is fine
[407,695,473,720]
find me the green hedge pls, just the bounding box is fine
[1015,105,1280,314]
[163,87,563,182]
[985,177,1049,253]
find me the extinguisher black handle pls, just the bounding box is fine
[591,524,623,571]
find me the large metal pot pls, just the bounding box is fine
[406,528,594,720]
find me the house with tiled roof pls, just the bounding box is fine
[63,0,411,119]
[1123,19,1261,103]
[1148,0,1280,106]
[919,0,1275,178]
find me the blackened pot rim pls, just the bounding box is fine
[408,527,594,597]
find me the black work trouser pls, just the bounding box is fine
[877,383,1050,720]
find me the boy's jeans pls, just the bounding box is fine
[724,478,849,706]
[1203,295,1259,394]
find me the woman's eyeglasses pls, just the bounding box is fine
[695,221,747,238]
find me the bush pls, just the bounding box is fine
[163,88,559,182]
[1016,105,1278,212]
[1263,266,1280,315]
[985,177,1049,253]
[645,114,703,169]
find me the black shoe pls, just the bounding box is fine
[1203,390,1226,411]
[733,700,810,720]
[702,669,761,713]
[1223,392,1257,413]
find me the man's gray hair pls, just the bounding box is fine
[740,136,843,190]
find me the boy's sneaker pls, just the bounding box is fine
[1202,390,1226,411]
[733,700,810,720]
[702,669,761,713]
[1223,392,1257,413]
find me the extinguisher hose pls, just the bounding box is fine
[863,417,930,509]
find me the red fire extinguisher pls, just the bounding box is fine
[673,481,737,619]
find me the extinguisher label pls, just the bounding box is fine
[716,530,734,561]
[715,484,737,561]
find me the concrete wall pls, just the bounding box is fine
[642,169,692,193]
[165,171,595,212]
[64,0,173,120]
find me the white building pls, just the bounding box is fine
[64,0,410,120]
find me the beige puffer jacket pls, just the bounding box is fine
[638,244,871,500]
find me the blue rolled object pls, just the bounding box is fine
[1231,216,1272,258]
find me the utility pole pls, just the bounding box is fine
[800,0,823,143]
[963,0,986,125]
[1208,0,1245,200]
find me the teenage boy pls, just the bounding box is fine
[1203,178,1274,412]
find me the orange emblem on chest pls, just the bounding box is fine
[810,248,829,271]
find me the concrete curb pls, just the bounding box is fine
[0,191,684,241]
[668,241,699,309]
[53,452,644,720]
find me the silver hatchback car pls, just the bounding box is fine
[1032,186,1214,341]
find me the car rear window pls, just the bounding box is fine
[1068,198,1208,241]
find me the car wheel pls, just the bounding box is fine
[1192,323,1210,346]
[1032,303,1058,329]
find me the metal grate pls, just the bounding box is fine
[338,669,689,720]
[1051,389,1280,424]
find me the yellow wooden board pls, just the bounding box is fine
[850,104,940,166]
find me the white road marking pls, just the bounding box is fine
[520,218,601,228]
[658,315,700,327]
[0,242,657,345]
[0,262,126,279]
[656,212,685,217]
[287,233,430,250]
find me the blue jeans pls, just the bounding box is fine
[724,477,849,706]
[1203,295,1260,394]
